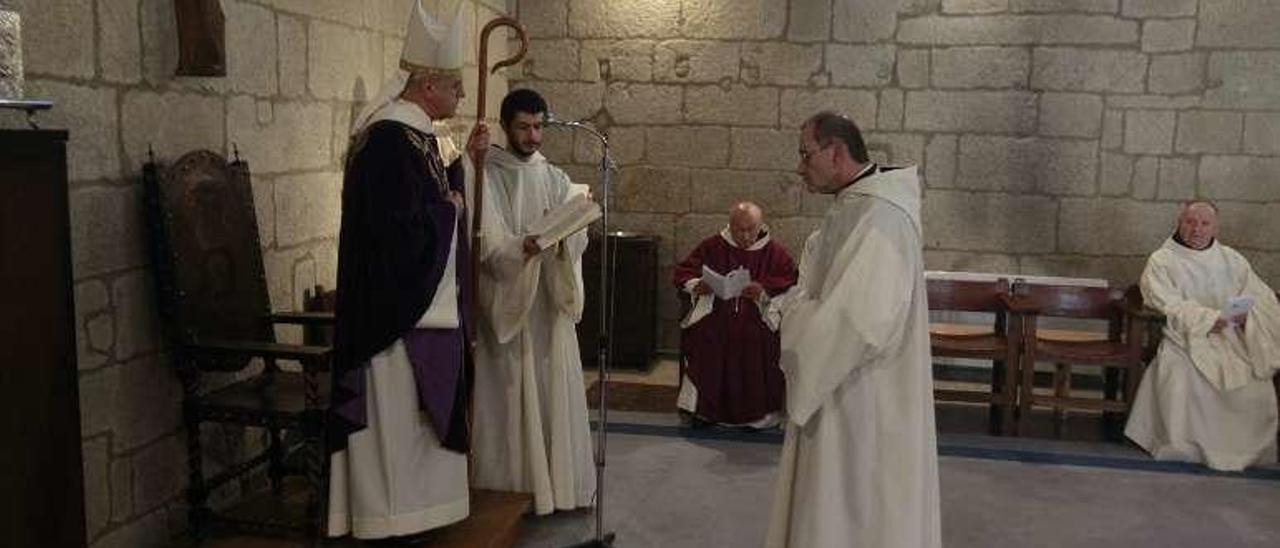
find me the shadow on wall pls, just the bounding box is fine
[341,76,369,162]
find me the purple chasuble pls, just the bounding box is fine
[328,121,472,454]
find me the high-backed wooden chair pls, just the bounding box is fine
[927,278,1019,435]
[1009,283,1151,437]
[303,285,337,347]
[143,150,333,537]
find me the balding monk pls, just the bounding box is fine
[1125,200,1280,471]
[673,202,798,428]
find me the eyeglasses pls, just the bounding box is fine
[798,142,831,163]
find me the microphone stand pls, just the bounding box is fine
[548,116,617,548]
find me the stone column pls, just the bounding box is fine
[0,9,20,98]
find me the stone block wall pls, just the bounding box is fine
[0,8,20,97]
[0,0,509,545]
[511,0,1280,352]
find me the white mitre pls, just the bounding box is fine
[351,0,468,146]
[401,0,466,77]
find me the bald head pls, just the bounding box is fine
[1177,200,1218,250]
[728,202,764,248]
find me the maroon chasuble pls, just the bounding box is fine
[673,231,797,424]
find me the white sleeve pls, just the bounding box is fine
[781,215,916,427]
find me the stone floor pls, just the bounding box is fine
[181,404,1280,547]
[521,409,1280,548]
[183,361,1280,547]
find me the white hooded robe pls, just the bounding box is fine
[765,166,942,548]
[1125,237,1280,471]
[471,146,595,515]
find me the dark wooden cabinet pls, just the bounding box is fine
[578,232,658,371]
[0,129,87,547]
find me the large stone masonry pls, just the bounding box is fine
[3,0,510,545]
[513,0,1280,352]
[5,0,1280,541]
[0,9,21,97]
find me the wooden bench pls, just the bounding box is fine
[925,273,1165,438]
[1007,283,1152,438]
[926,278,1018,435]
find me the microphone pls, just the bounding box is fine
[541,111,616,171]
[542,110,584,128]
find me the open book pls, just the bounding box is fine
[701,265,751,300]
[526,193,602,250]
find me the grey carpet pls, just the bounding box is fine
[521,412,1280,548]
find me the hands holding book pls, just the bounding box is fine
[1210,295,1254,334]
[695,279,763,299]
[521,192,602,261]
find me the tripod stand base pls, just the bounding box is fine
[561,532,616,547]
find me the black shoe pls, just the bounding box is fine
[680,411,710,430]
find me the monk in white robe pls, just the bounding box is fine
[1125,201,1280,471]
[472,89,595,515]
[766,112,941,548]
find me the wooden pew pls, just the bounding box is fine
[926,278,1019,435]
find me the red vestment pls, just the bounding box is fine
[673,230,797,425]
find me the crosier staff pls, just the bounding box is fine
[470,17,528,338]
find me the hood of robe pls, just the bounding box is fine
[1164,235,1222,259]
[719,225,773,251]
[838,165,922,237]
[486,145,549,171]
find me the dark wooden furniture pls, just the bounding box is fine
[0,129,87,547]
[579,232,658,371]
[173,0,226,76]
[926,278,1019,435]
[1009,283,1150,437]
[143,150,332,538]
[302,285,337,347]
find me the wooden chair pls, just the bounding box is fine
[1009,282,1151,438]
[143,150,333,538]
[926,278,1019,435]
[302,285,337,347]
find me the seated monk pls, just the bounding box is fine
[673,202,798,429]
[1125,200,1280,471]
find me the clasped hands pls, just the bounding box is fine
[1209,314,1248,335]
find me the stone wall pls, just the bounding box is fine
[510,0,1280,352]
[0,9,20,97]
[0,0,509,545]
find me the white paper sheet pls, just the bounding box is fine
[701,265,751,300]
[1223,295,1255,324]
